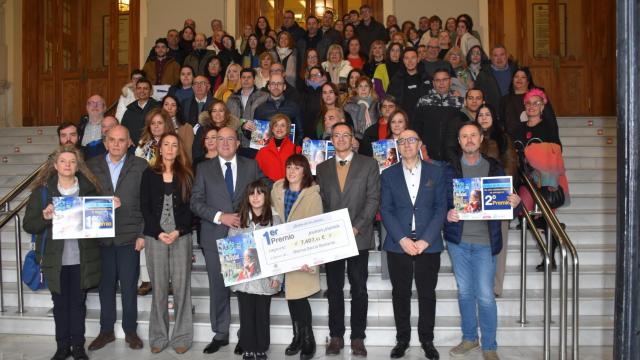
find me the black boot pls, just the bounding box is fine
[536,223,565,271]
[51,345,71,360]
[299,326,316,360]
[71,345,88,360]
[285,321,302,356]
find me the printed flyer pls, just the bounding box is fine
[301,139,335,175]
[371,139,399,172]
[52,196,115,239]
[453,176,513,220]
[248,119,296,150]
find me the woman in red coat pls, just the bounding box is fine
[255,113,301,181]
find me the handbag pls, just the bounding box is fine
[540,185,565,209]
[22,186,48,291]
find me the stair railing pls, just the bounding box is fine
[0,162,47,314]
[518,168,580,360]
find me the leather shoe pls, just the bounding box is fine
[88,331,115,351]
[350,338,367,357]
[150,346,162,353]
[234,343,244,355]
[203,338,229,354]
[174,346,188,354]
[138,281,152,296]
[421,341,440,360]
[390,342,409,358]
[325,336,344,355]
[71,345,88,360]
[51,345,71,360]
[125,332,143,349]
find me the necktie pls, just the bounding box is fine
[225,162,234,198]
[198,101,205,113]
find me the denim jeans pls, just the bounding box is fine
[447,241,497,351]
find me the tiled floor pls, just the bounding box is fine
[0,334,613,360]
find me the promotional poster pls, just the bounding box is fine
[52,196,115,239]
[453,176,513,220]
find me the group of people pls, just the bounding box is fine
[26,5,569,360]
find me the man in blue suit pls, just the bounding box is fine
[380,129,447,360]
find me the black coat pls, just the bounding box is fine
[356,18,388,54]
[181,95,214,127]
[387,69,433,121]
[474,60,517,112]
[121,99,160,146]
[413,102,463,163]
[140,168,193,239]
[300,85,323,139]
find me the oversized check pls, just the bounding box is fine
[216,208,358,287]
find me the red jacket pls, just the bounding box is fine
[255,137,300,181]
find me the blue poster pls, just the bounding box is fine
[453,176,513,220]
[217,233,262,287]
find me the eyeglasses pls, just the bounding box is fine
[87,101,103,107]
[397,137,419,145]
[193,81,208,86]
[269,82,285,87]
[332,133,353,140]
[525,101,543,107]
[309,73,322,78]
[427,45,439,49]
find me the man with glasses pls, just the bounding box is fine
[78,95,107,147]
[414,68,464,163]
[380,129,447,360]
[316,122,380,357]
[254,73,303,143]
[191,126,264,354]
[181,75,214,127]
[281,10,306,43]
[422,38,453,78]
[267,63,301,103]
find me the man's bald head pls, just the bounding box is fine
[101,116,119,136]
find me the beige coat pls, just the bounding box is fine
[271,180,323,300]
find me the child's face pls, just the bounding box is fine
[249,190,265,210]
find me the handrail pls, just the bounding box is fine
[518,196,552,360]
[105,98,119,116]
[519,168,580,360]
[0,162,46,213]
[0,161,46,315]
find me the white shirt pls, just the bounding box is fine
[241,88,254,109]
[213,155,238,224]
[403,160,421,231]
[334,151,354,165]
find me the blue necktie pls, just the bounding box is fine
[224,161,234,198]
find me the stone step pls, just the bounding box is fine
[0,127,58,137]
[554,209,615,227]
[0,153,49,164]
[565,169,615,181]
[563,157,616,170]
[0,307,614,347]
[0,262,614,291]
[569,180,616,196]
[0,144,57,155]
[0,283,614,318]
[0,135,59,145]
[561,137,616,147]
[562,146,616,158]
[559,127,617,137]
[0,164,46,176]
[562,194,616,211]
[556,117,616,128]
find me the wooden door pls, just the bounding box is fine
[516,0,615,116]
[22,0,139,126]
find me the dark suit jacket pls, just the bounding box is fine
[380,160,447,254]
[316,153,380,250]
[181,95,214,127]
[190,155,264,251]
[87,154,149,247]
[121,99,160,146]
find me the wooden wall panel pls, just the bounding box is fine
[39,80,56,126]
[553,66,586,116]
[61,79,82,122]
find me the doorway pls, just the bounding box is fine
[22,0,140,126]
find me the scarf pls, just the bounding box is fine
[277,47,293,61]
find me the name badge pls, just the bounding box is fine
[407,85,417,89]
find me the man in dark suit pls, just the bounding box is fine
[87,125,149,351]
[316,122,380,357]
[190,126,264,354]
[181,75,214,127]
[380,129,447,360]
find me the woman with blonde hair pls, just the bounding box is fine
[214,63,242,102]
[276,31,298,87]
[445,47,471,96]
[135,108,174,166]
[255,52,275,89]
[24,145,103,360]
[322,44,353,87]
[344,76,380,138]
